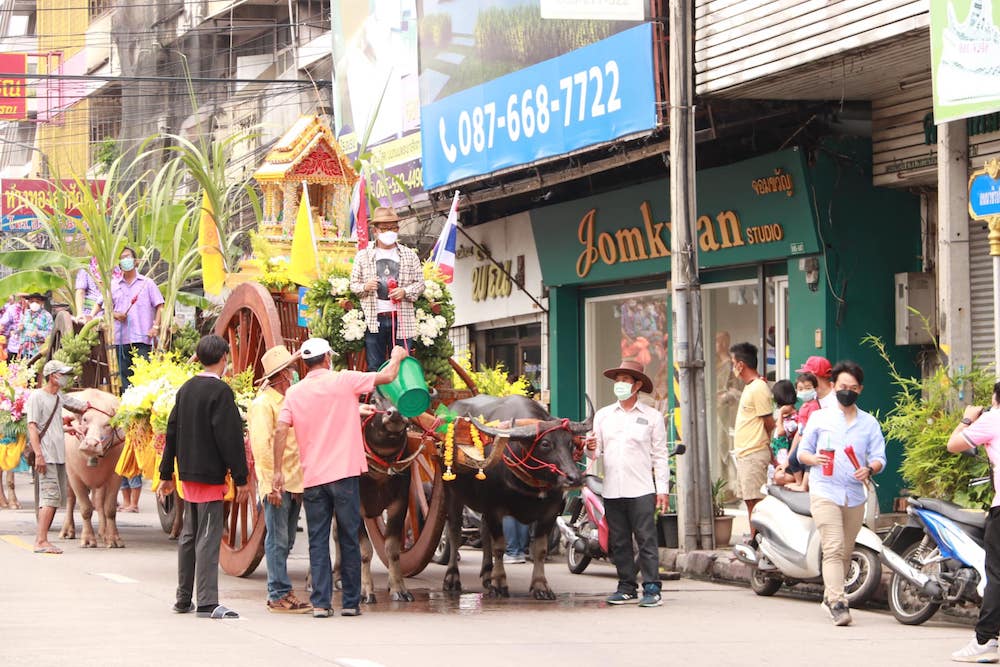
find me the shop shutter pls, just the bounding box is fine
[969,220,996,366]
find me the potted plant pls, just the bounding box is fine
[712,477,734,547]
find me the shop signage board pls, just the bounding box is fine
[0,178,104,232]
[530,149,820,286]
[451,212,545,326]
[417,1,649,190]
[968,161,1000,219]
[0,53,27,120]
[930,0,1000,124]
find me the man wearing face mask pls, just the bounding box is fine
[27,360,90,553]
[111,247,164,389]
[17,293,53,360]
[730,342,775,539]
[350,207,425,372]
[587,359,669,608]
[798,360,885,626]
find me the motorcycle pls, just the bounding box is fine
[557,443,685,575]
[879,484,989,625]
[732,483,883,605]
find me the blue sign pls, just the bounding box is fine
[969,171,1000,219]
[297,286,309,327]
[420,23,656,190]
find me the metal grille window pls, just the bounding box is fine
[89,0,113,20]
[89,89,122,169]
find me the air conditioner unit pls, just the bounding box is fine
[895,272,936,345]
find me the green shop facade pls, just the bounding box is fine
[531,141,920,511]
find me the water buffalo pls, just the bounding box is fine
[58,388,125,548]
[358,395,415,603]
[443,394,590,600]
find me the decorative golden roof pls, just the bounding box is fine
[253,115,359,185]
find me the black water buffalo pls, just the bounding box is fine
[443,394,590,599]
[358,395,414,602]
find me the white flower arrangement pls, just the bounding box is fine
[328,277,351,297]
[424,279,444,301]
[414,308,447,347]
[119,377,171,415]
[341,309,367,342]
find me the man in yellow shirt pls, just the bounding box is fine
[729,342,775,539]
[249,345,311,614]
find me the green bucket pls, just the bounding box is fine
[377,356,431,418]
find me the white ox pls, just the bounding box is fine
[57,389,125,548]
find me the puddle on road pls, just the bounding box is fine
[346,589,610,615]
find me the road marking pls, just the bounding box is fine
[1,534,35,551]
[93,572,139,584]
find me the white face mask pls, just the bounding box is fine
[28,302,41,312]
[378,231,398,246]
[613,381,635,401]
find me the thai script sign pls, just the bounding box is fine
[0,178,104,232]
[0,53,27,120]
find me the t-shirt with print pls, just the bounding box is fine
[374,247,400,314]
[26,389,86,465]
[733,377,773,458]
[962,410,1000,507]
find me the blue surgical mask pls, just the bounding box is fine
[613,381,635,401]
[119,257,135,271]
[796,389,817,403]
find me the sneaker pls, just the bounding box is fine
[503,554,526,564]
[952,637,1000,663]
[639,592,662,607]
[605,591,639,605]
[828,600,852,627]
[340,608,362,617]
[313,608,334,618]
[267,593,312,614]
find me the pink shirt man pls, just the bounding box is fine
[962,410,1000,508]
[278,368,375,488]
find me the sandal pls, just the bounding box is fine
[197,605,239,619]
[33,545,63,554]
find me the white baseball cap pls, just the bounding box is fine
[300,337,333,360]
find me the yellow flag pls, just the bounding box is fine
[198,191,226,295]
[288,185,320,286]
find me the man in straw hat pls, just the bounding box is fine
[586,358,669,608]
[349,206,425,372]
[248,345,311,614]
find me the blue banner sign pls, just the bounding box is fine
[420,23,656,190]
[969,171,1000,219]
[297,286,309,327]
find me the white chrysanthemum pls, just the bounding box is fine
[424,280,444,301]
[341,309,367,342]
[329,277,351,296]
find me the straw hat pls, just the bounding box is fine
[603,359,653,394]
[260,345,296,379]
[370,207,400,225]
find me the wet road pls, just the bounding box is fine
[0,477,976,666]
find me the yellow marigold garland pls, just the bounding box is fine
[442,420,456,481]
[470,423,486,480]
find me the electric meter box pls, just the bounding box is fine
[894,272,936,345]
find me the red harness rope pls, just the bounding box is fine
[361,410,409,470]
[500,419,572,486]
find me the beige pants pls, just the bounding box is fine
[809,495,865,604]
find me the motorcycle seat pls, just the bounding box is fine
[583,475,604,496]
[910,497,987,530]
[767,485,811,517]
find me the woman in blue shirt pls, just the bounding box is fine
[798,360,886,627]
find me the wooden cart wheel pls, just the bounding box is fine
[214,282,284,577]
[37,310,111,390]
[363,431,446,577]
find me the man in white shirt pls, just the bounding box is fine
[587,359,669,608]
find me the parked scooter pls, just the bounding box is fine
[732,483,883,605]
[557,444,685,575]
[880,485,989,625]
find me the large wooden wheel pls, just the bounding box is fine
[363,431,446,577]
[38,310,112,391]
[215,282,284,577]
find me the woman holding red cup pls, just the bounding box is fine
[797,360,886,627]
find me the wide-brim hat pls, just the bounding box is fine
[26,292,46,301]
[370,206,400,225]
[603,359,653,394]
[260,345,296,379]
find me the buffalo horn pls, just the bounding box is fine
[568,395,595,435]
[470,419,537,440]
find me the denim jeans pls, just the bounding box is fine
[303,477,362,611]
[503,515,530,556]
[263,491,301,602]
[364,313,411,371]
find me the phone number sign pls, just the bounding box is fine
[420,23,656,190]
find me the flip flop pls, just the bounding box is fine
[197,605,239,619]
[33,545,63,554]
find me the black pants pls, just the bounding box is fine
[177,500,224,608]
[117,343,151,389]
[977,506,1000,643]
[605,493,661,595]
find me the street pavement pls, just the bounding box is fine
[0,476,979,667]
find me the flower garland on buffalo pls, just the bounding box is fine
[303,261,455,385]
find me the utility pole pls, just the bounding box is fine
[669,0,714,550]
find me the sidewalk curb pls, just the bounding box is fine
[659,547,977,624]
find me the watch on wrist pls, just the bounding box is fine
[865,465,875,477]
[961,417,974,426]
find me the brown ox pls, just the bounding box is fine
[58,389,125,548]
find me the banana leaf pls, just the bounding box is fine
[0,270,70,300]
[0,250,82,271]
